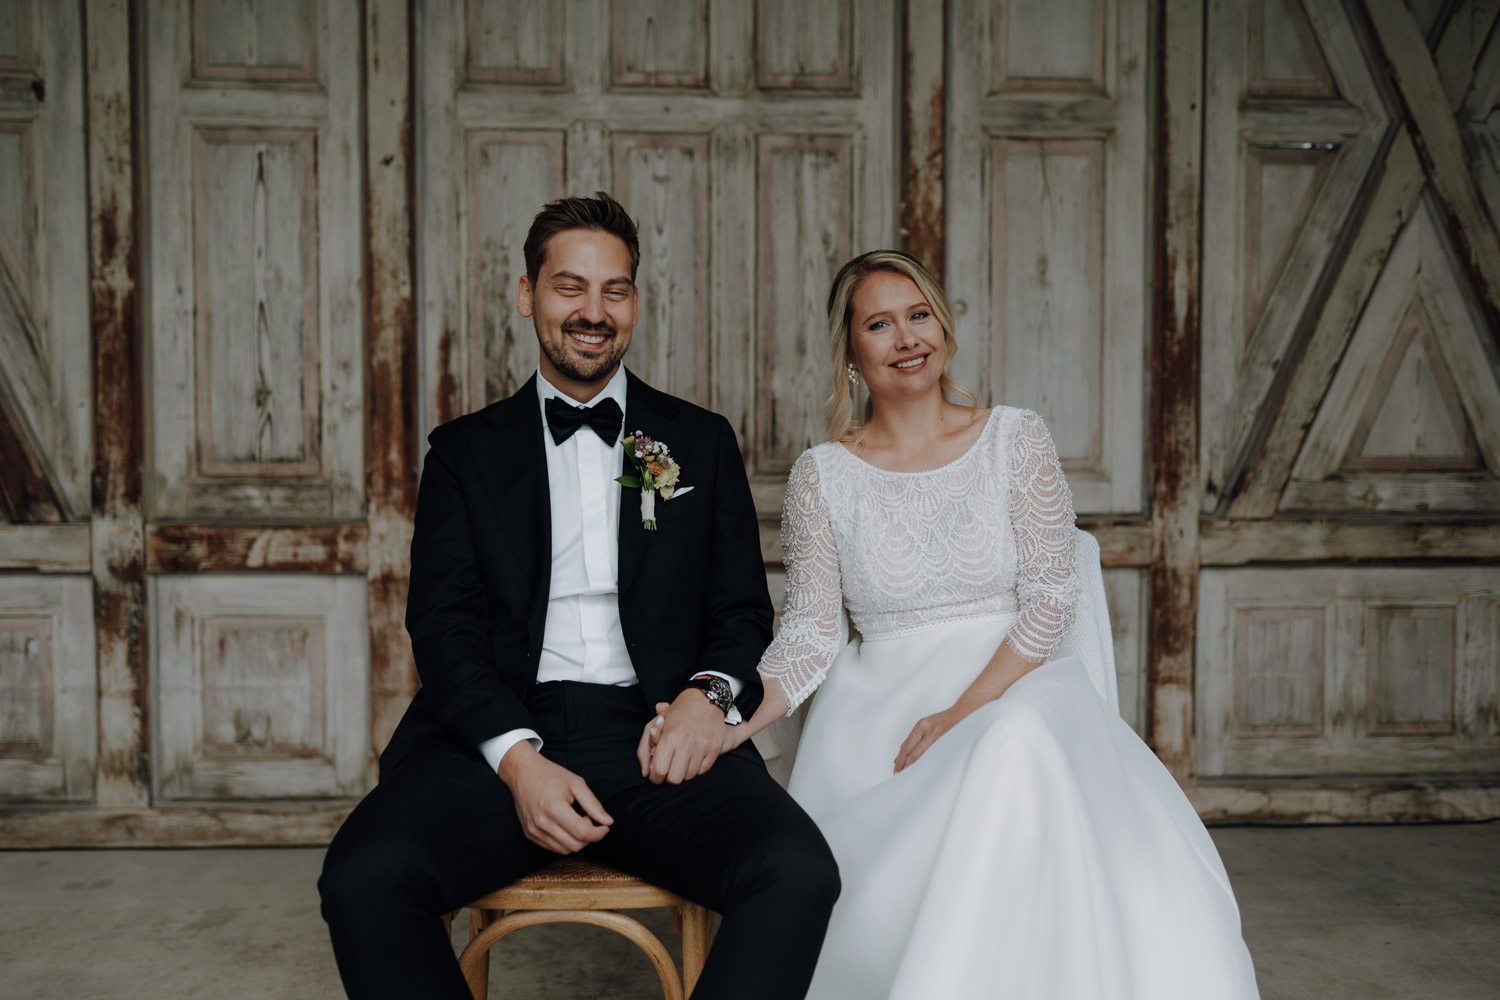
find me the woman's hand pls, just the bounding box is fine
[894,705,971,773]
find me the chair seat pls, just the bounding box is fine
[467,857,688,911]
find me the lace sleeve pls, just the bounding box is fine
[758,451,845,713]
[1005,411,1080,662]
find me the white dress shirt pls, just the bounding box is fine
[478,367,741,773]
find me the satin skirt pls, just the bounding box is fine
[788,615,1261,1000]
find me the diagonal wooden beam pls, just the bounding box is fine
[1365,0,1500,334]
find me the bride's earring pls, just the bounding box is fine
[847,363,859,385]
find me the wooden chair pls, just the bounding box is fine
[452,856,715,1000]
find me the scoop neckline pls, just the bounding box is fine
[834,408,999,477]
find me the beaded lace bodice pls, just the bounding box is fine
[760,407,1080,712]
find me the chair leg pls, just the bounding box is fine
[679,903,713,997]
[466,908,496,999]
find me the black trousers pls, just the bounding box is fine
[319,681,840,999]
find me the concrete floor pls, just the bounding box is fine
[2,823,1497,999]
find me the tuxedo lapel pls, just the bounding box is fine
[617,371,681,597]
[472,376,551,643]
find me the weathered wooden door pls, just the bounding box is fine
[139,0,372,805]
[1188,0,1500,818]
[946,0,1155,733]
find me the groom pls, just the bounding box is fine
[319,193,839,999]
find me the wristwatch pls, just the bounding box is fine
[686,675,739,723]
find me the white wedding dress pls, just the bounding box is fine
[759,407,1260,999]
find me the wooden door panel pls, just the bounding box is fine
[151,574,369,801]
[1197,567,1500,779]
[145,0,364,522]
[613,133,710,405]
[0,575,95,802]
[947,0,1149,515]
[0,0,90,520]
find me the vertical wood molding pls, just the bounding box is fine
[85,0,148,807]
[900,0,944,281]
[1148,0,1203,782]
[364,0,417,770]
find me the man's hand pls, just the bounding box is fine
[636,689,730,785]
[497,742,613,854]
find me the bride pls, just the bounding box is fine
[703,251,1259,998]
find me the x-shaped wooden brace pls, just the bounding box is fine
[1230,0,1500,518]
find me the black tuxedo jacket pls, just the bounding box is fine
[383,371,773,770]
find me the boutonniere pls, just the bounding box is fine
[617,430,693,531]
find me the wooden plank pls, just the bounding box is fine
[146,524,368,574]
[85,0,147,810]
[1279,474,1500,513]
[365,0,418,767]
[0,802,355,847]
[0,523,90,571]
[1146,0,1204,782]
[1200,519,1500,564]
[1189,780,1500,824]
[901,0,944,281]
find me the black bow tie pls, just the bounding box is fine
[545,394,624,446]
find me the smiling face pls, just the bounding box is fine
[517,227,638,397]
[846,269,948,405]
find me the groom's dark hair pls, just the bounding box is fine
[524,192,641,286]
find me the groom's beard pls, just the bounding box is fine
[539,318,629,383]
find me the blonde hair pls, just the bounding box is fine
[825,250,977,442]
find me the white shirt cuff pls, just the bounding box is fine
[479,729,543,774]
[691,671,744,724]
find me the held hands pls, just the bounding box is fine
[894,705,971,773]
[497,742,613,854]
[636,690,740,785]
